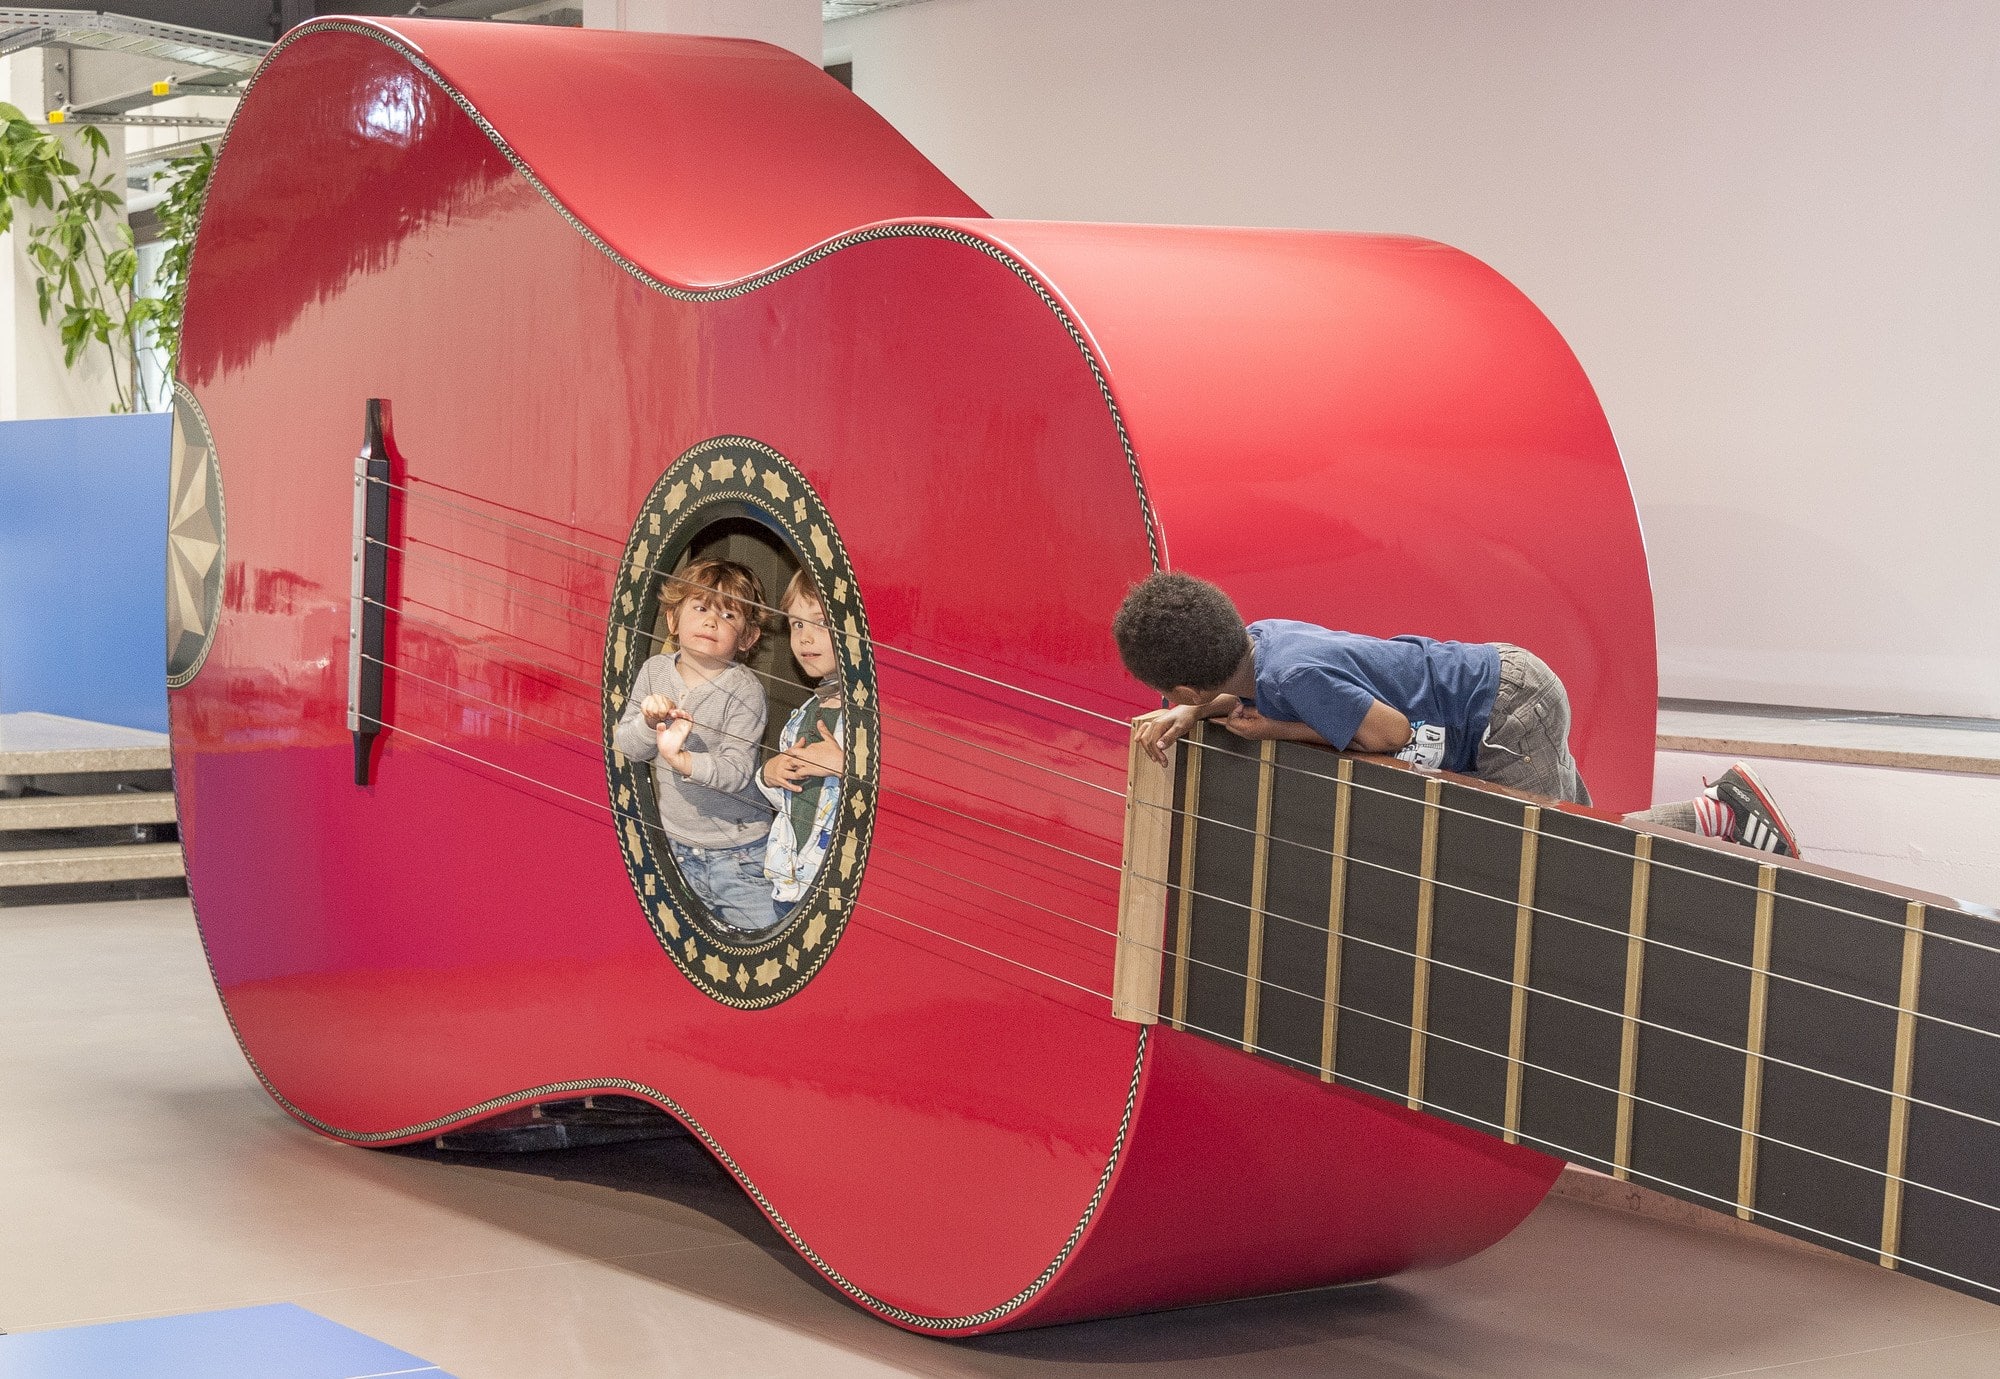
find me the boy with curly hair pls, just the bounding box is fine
[1113,571,1798,856]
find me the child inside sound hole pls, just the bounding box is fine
[614,558,775,932]
[760,570,846,920]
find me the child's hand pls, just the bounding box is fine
[763,752,813,793]
[790,721,846,776]
[1219,704,1286,741]
[1132,703,1202,765]
[763,724,844,794]
[656,711,695,774]
[1221,704,1329,747]
[640,693,678,728]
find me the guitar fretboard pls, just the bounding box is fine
[1113,726,2000,1303]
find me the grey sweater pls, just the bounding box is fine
[614,654,771,848]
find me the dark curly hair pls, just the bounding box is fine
[1112,572,1249,693]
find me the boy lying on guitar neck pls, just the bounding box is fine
[1113,571,1798,857]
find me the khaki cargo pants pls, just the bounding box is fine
[1472,643,1592,806]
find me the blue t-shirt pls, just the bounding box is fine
[1247,620,1502,773]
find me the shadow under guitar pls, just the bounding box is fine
[381,1126,1436,1360]
[375,1124,1919,1373]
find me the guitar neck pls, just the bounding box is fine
[1113,726,2000,1303]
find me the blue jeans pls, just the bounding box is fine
[669,838,777,933]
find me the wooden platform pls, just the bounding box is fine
[0,712,172,778]
[0,713,181,893]
[1658,701,2000,777]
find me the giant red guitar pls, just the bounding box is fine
[170,17,1997,1333]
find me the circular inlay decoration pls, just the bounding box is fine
[603,437,878,1009]
[166,382,225,689]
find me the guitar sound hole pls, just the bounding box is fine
[603,437,877,1008]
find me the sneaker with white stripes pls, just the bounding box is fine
[1707,762,1799,858]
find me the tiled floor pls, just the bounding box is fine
[5,897,1999,1377]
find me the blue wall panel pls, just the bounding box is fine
[0,413,172,733]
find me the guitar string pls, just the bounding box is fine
[1152,732,2000,959]
[362,619,2000,1046]
[369,476,1136,726]
[377,516,1130,773]
[375,473,1139,723]
[352,663,2000,1103]
[364,473,1998,943]
[361,663,1111,961]
[1119,858,2000,1131]
[366,547,1129,796]
[359,621,1123,821]
[868,878,2000,1298]
[859,863,2000,1228]
[1132,800,2000,1048]
[371,468,1988,937]
[775,782,2000,1139]
[1129,943,2000,1221]
[367,652,1126,888]
[1117,986,2000,1300]
[376,535,1128,783]
[364,608,2000,1055]
[364,521,2000,962]
[367,618,1130,876]
[348,703,2000,1223]
[838,763,2000,1137]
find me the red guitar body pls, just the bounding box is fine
[172,19,1656,1332]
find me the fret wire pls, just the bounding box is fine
[1241,741,1276,1053]
[1737,868,1777,1218]
[1166,734,2000,958]
[1503,805,1540,1144]
[1143,1001,2000,1301]
[1134,796,2000,1047]
[1170,726,1203,1030]
[344,707,2000,1224]
[1613,834,1652,1179]
[1407,777,1442,1111]
[1880,901,1927,1266]
[1318,758,1352,1083]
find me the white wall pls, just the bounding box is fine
[828,0,2000,719]
[582,0,821,62]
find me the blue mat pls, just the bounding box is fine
[0,1304,452,1378]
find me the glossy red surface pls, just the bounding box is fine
[173,18,1647,1332]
